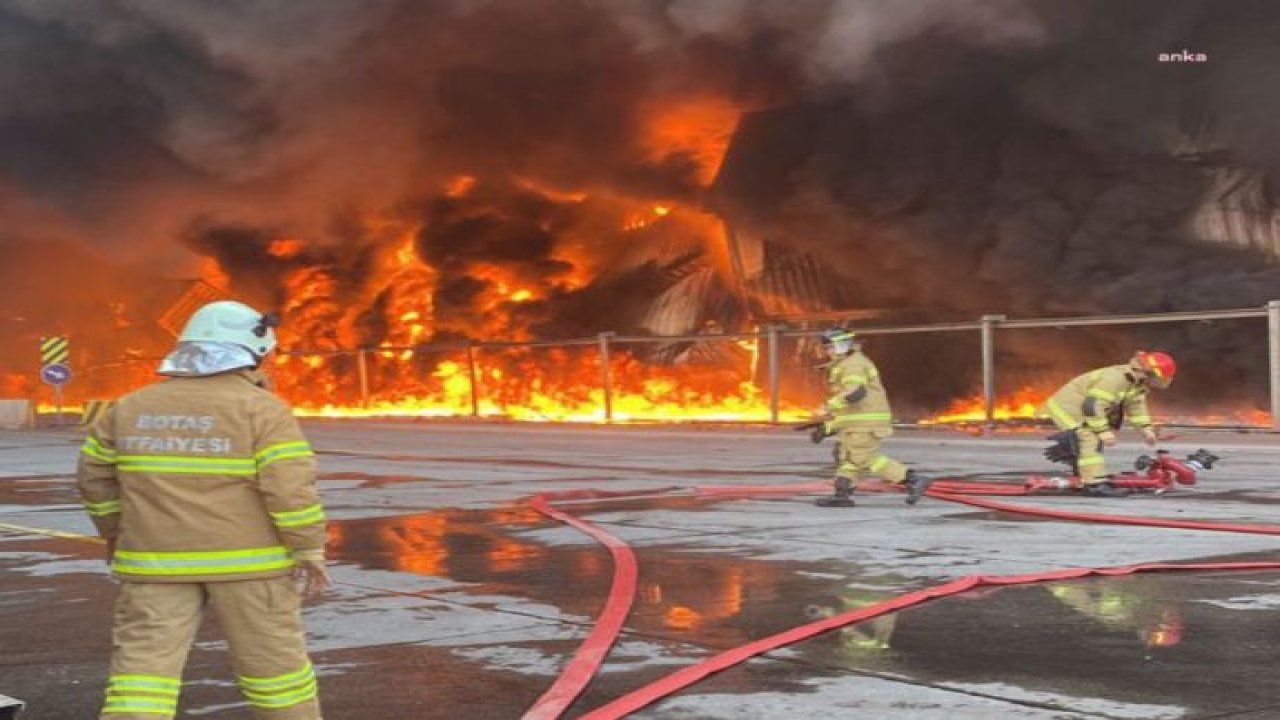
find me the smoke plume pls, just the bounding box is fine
[4,0,1280,411]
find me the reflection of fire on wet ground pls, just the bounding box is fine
[326,497,1280,715]
[327,502,893,644]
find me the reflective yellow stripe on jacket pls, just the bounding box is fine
[270,504,325,529]
[81,439,314,474]
[117,455,257,475]
[83,499,122,517]
[81,436,118,463]
[112,547,293,577]
[835,412,892,422]
[255,440,314,468]
[1045,398,1078,428]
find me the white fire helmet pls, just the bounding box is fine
[820,328,859,357]
[179,301,278,358]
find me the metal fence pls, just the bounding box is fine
[261,300,1280,431]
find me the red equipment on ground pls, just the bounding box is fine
[1025,449,1220,495]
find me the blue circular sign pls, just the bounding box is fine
[40,363,72,386]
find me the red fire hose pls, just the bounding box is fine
[576,561,1280,720]
[930,491,1280,536]
[526,479,1280,719]
[520,492,653,720]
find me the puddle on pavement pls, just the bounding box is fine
[0,475,76,505]
[328,498,1280,716]
[811,567,1280,716]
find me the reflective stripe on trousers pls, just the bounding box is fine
[1074,427,1108,483]
[102,577,321,720]
[835,428,908,485]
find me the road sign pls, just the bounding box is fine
[40,363,72,386]
[40,336,70,366]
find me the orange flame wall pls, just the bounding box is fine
[272,342,806,423]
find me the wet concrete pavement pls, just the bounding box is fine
[3,421,1280,718]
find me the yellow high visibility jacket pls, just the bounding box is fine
[1041,364,1154,433]
[824,351,893,431]
[77,370,326,583]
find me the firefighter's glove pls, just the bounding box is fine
[293,550,332,598]
[1097,430,1118,447]
[1140,427,1159,446]
[810,422,831,444]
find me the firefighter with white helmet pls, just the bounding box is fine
[813,328,931,507]
[177,299,280,358]
[77,300,329,719]
[1040,351,1176,497]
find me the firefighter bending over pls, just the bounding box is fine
[814,329,931,507]
[78,300,330,720]
[1040,351,1175,498]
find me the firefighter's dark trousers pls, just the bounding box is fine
[101,576,320,719]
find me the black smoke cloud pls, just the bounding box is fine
[4,0,1280,410]
[706,0,1280,410]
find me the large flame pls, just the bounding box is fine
[640,96,739,186]
[281,350,795,423]
[8,93,815,424]
[13,80,1269,429]
[221,96,814,422]
[920,387,1048,426]
[235,97,807,423]
[920,387,1272,429]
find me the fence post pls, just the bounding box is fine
[53,384,64,427]
[980,315,1005,436]
[1269,301,1280,431]
[767,325,781,424]
[466,342,481,418]
[356,350,370,408]
[598,332,614,423]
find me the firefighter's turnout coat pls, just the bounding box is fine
[824,350,892,431]
[1043,365,1154,435]
[824,350,907,484]
[1041,364,1154,484]
[77,369,325,720]
[78,370,325,581]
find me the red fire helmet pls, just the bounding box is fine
[1135,351,1176,388]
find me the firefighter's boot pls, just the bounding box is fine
[1082,481,1130,498]
[903,470,933,505]
[815,477,856,508]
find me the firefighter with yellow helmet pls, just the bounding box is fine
[77,300,329,719]
[1040,351,1176,497]
[813,329,931,507]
